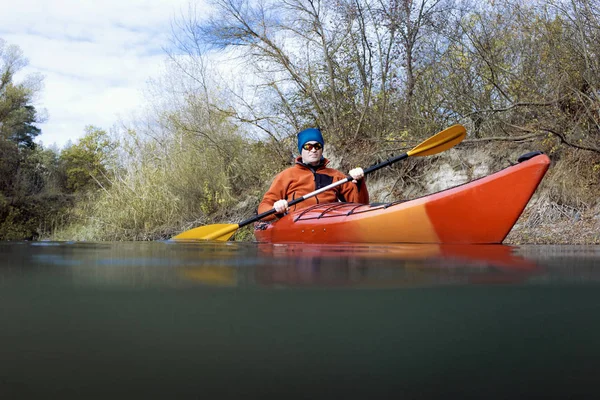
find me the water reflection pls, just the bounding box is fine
[3,241,600,289]
[247,243,540,288]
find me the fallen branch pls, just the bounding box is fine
[462,132,543,143]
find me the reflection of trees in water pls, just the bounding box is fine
[0,242,253,288]
[253,256,471,288]
[2,242,600,289]
[516,246,600,282]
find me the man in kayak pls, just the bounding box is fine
[258,127,369,219]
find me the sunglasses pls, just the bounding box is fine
[302,143,323,151]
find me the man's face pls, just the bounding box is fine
[301,141,323,166]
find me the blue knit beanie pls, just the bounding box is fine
[297,128,324,154]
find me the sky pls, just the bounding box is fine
[0,0,195,148]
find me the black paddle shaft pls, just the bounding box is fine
[239,196,311,228]
[345,153,409,180]
[365,153,409,174]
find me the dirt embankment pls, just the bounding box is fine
[504,148,600,245]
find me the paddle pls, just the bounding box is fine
[172,124,466,241]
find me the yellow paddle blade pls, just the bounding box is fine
[172,223,240,241]
[181,266,237,286]
[407,124,466,157]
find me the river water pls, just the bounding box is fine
[1,241,600,398]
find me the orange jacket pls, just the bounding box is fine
[258,157,369,220]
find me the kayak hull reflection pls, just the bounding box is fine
[254,153,550,244]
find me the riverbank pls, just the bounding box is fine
[45,141,599,244]
[505,206,600,245]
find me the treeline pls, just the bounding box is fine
[2,0,599,241]
[1,38,116,239]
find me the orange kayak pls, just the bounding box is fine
[254,152,550,244]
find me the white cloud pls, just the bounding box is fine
[0,0,196,148]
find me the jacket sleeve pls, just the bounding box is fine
[257,170,291,220]
[339,174,369,204]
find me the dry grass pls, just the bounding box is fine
[505,148,600,244]
[49,121,286,241]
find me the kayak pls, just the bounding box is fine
[254,152,550,244]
